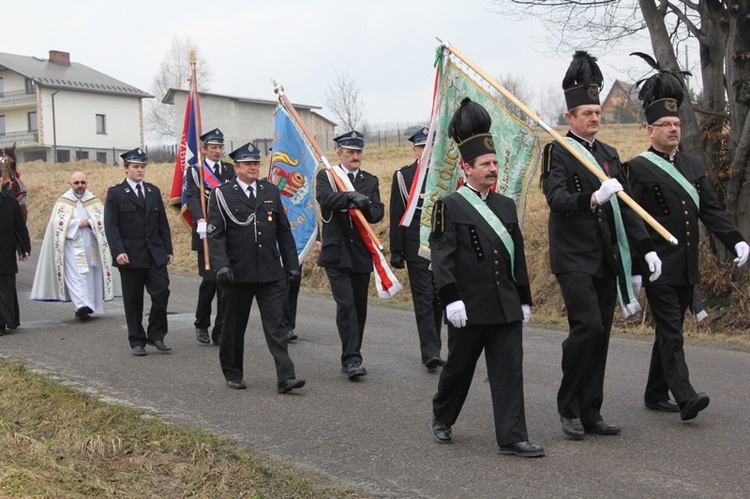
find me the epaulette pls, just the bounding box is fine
[431,199,446,240]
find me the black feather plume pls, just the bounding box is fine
[448,98,491,143]
[562,50,603,90]
[630,52,692,108]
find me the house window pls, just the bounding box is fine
[57,149,70,163]
[75,150,89,160]
[25,78,35,94]
[28,111,38,132]
[0,115,5,136]
[25,150,47,162]
[0,77,4,98]
[96,114,106,134]
[96,152,107,164]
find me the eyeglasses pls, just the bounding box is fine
[72,181,87,185]
[652,122,681,129]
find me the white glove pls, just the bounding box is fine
[521,304,531,324]
[197,221,207,239]
[446,300,468,328]
[594,178,623,205]
[644,251,662,282]
[734,241,749,267]
[631,275,643,297]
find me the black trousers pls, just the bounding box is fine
[644,284,697,405]
[219,278,295,387]
[119,262,170,348]
[0,273,20,329]
[406,259,442,363]
[194,250,224,341]
[325,267,370,366]
[432,322,528,446]
[555,271,616,423]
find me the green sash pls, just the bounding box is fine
[565,138,640,317]
[638,151,699,209]
[456,185,515,277]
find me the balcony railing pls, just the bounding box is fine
[0,130,39,147]
[0,89,36,108]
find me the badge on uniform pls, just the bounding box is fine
[207,224,216,234]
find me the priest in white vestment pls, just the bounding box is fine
[31,172,121,319]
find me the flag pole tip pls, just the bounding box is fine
[272,79,284,95]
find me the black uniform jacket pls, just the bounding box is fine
[542,132,655,278]
[206,179,299,283]
[316,167,384,273]
[186,160,235,250]
[625,148,744,286]
[390,160,427,261]
[0,192,30,274]
[429,190,531,326]
[104,180,173,269]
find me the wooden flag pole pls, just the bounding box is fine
[189,51,211,267]
[441,41,678,246]
[272,80,385,251]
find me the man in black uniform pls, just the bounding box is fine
[186,128,235,345]
[542,51,662,440]
[316,130,384,380]
[624,60,749,421]
[0,190,30,335]
[207,142,305,394]
[390,127,444,370]
[104,148,173,356]
[429,98,543,457]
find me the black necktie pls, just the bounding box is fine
[214,163,221,177]
[247,185,255,206]
[348,173,355,185]
[136,183,144,204]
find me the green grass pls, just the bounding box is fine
[0,359,361,498]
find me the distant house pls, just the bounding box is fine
[601,80,642,124]
[162,89,338,155]
[0,50,152,164]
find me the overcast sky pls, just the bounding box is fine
[6,0,684,133]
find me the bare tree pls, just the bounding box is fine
[324,70,364,132]
[491,0,750,236]
[495,73,534,124]
[145,36,212,141]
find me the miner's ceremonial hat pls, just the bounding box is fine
[563,51,604,110]
[448,98,495,163]
[631,52,689,124]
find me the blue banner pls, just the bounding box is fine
[269,106,319,263]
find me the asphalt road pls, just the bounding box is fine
[3,254,749,498]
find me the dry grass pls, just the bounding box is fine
[0,359,360,498]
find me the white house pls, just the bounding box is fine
[0,50,152,164]
[162,89,338,155]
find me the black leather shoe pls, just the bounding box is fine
[680,392,710,421]
[499,441,545,458]
[196,327,210,344]
[431,419,453,444]
[75,306,92,321]
[341,363,367,380]
[583,420,621,435]
[226,379,247,390]
[645,399,680,413]
[425,356,446,370]
[561,417,585,440]
[286,330,298,342]
[151,340,172,353]
[131,345,146,356]
[278,378,306,393]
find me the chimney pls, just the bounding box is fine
[49,50,71,65]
